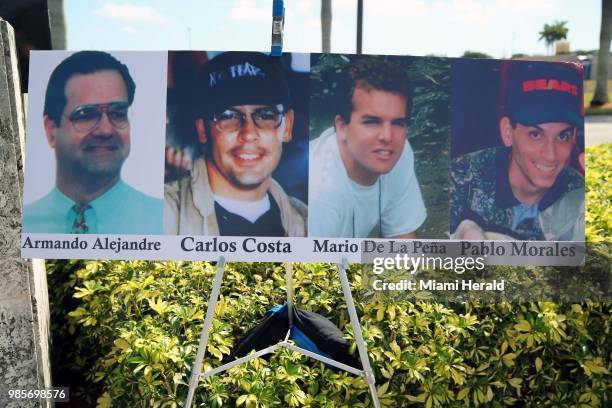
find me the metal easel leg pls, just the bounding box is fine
[186,260,379,407]
[337,259,381,408]
[285,262,294,329]
[185,257,226,408]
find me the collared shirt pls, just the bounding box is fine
[451,146,585,240]
[164,157,308,236]
[23,180,163,234]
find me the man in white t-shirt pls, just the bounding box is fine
[309,57,426,238]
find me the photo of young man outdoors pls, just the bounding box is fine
[309,56,427,238]
[22,51,164,234]
[164,52,308,236]
[451,61,585,241]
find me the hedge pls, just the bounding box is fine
[48,144,611,407]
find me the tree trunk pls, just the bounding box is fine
[321,0,331,53]
[591,0,612,106]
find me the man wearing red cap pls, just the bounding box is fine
[164,52,307,237]
[451,62,585,241]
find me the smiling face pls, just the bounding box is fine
[44,70,130,180]
[500,117,576,204]
[197,104,294,200]
[336,87,408,186]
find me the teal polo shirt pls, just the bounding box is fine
[23,180,163,234]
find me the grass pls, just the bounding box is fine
[584,79,612,115]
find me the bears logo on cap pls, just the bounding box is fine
[522,78,578,96]
[504,62,583,127]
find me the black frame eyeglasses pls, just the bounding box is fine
[212,105,285,133]
[66,102,130,132]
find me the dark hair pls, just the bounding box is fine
[44,51,136,125]
[337,57,412,123]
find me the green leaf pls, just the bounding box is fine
[508,378,523,388]
[236,395,248,406]
[114,338,131,351]
[376,381,389,395]
[503,353,517,367]
[583,359,609,376]
[457,388,470,400]
[376,306,385,321]
[97,392,113,408]
[514,320,531,332]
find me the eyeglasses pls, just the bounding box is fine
[212,105,285,133]
[66,102,130,132]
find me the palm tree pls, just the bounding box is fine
[538,20,568,55]
[321,0,331,53]
[591,0,611,106]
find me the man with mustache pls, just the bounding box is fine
[451,62,585,241]
[23,51,163,234]
[164,52,307,236]
[309,57,426,238]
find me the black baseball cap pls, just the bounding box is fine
[198,52,290,117]
[505,62,583,127]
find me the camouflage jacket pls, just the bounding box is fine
[450,147,584,241]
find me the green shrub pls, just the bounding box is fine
[48,261,610,407]
[586,143,611,242]
[48,144,611,407]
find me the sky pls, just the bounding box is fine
[65,0,604,58]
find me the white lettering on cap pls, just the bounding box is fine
[208,62,266,87]
[230,62,265,79]
[209,73,218,86]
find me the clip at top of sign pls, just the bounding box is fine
[271,0,285,57]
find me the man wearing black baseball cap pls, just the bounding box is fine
[164,52,307,236]
[451,62,585,241]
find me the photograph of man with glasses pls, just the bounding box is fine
[22,51,164,234]
[164,52,307,236]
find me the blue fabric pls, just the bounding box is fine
[290,326,333,361]
[23,180,163,234]
[267,304,285,316]
[266,304,336,369]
